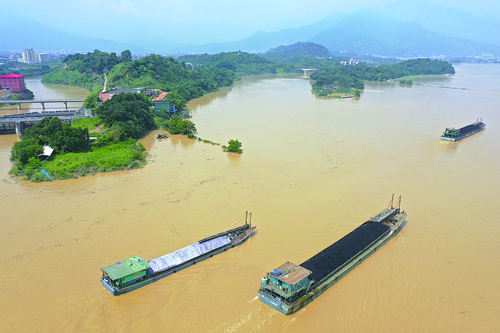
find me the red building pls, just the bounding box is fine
[0,74,26,93]
[99,88,138,102]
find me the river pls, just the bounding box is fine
[0,64,499,332]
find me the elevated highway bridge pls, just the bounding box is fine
[0,108,93,136]
[0,99,85,110]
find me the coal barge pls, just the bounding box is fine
[101,212,255,296]
[258,197,407,315]
[441,119,485,141]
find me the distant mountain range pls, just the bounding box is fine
[0,10,150,54]
[179,0,500,57]
[308,9,500,58]
[372,0,500,47]
[2,0,500,58]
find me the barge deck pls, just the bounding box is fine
[441,119,485,141]
[101,212,255,295]
[258,197,407,314]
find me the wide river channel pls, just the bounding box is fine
[1,65,499,332]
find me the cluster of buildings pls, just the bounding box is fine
[18,48,48,64]
[340,59,359,66]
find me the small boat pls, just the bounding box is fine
[258,196,407,314]
[441,119,485,141]
[101,212,256,295]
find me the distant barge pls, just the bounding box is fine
[441,119,485,141]
[258,196,407,315]
[101,212,255,296]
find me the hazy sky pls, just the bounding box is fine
[4,0,500,47]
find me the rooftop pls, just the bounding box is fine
[152,90,169,101]
[101,256,150,280]
[103,88,139,94]
[0,74,23,79]
[273,261,312,285]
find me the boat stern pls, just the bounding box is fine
[101,278,120,295]
[258,290,293,315]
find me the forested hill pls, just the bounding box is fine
[177,51,297,76]
[310,58,455,83]
[42,50,238,109]
[263,42,332,60]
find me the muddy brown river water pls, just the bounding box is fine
[1,65,499,332]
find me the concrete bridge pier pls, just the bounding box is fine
[15,122,25,136]
[41,102,45,110]
[17,103,22,110]
[63,102,68,110]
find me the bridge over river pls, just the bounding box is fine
[0,99,85,110]
[0,108,93,136]
[295,67,318,76]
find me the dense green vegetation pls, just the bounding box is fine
[310,58,454,97]
[107,54,236,110]
[43,50,240,110]
[40,139,145,180]
[9,138,146,182]
[0,60,61,77]
[178,51,298,76]
[8,94,154,182]
[311,73,365,98]
[42,66,103,91]
[310,58,454,83]
[9,115,147,182]
[222,139,243,154]
[9,88,35,100]
[41,50,132,90]
[263,42,332,61]
[162,115,196,135]
[93,93,155,139]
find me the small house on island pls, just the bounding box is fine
[152,90,176,114]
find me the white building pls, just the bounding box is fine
[20,49,48,63]
[22,48,36,63]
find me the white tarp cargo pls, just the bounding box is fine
[149,236,231,273]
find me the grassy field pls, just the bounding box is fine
[9,139,147,182]
[72,117,102,131]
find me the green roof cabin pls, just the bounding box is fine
[101,256,150,287]
[262,262,312,302]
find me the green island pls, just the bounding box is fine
[309,58,455,98]
[11,47,454,182]
[10,50,253,182]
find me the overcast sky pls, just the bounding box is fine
[4,0,500,47]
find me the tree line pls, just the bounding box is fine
[178,51,298,76]
[310,58,455,84]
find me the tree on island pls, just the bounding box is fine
[11,117,89,159]
[10,137,44,165]
[223,139,243,154]
[167,115,197,135]
[93,93,155,139]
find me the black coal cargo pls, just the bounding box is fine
[301,222,390,284]
[458,123,483,135]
